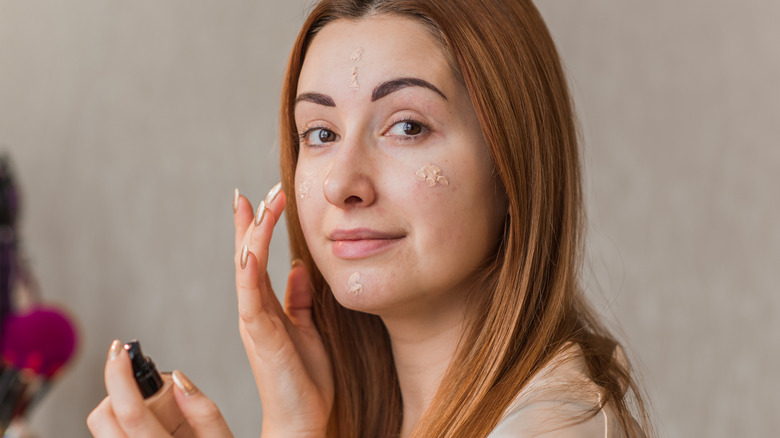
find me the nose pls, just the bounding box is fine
[323,136,376,208]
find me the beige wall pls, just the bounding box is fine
[1,1,777,436]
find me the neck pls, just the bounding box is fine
[382,300,468,438]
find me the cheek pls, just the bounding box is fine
[415,163,450,187]
[294,166,324,243]
[297,176,313,200]
[405,159,499,257]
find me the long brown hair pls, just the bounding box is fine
[280,1,651,436]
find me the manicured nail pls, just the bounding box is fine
[108,339,122,361]
[291,258,304,268]
[172,370,199,397]
[254,200,267,226]
[240,245,248,269]
[265,182,282,205]
[233,188,239,213]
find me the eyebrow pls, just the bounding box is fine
[294,77,447,109]
[294,92,336,108]
[372,77,447,102]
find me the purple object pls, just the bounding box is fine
[0,307,77,377]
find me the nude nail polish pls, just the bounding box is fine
[254,201,267,226]
[233,188,239,213]
[172,370,198,397]
[265,182,282,205]
[108,339,122,360]
[124,340,195,438]
[241,245,248,270]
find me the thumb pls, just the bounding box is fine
[284,259,316,330]
[171,370,234,437]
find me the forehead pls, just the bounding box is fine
[298,15,453,96]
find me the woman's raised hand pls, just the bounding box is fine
[87,340,233,437]
[233,184,334,437]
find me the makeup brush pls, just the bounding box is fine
[0,306,78,431]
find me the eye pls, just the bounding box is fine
[300,127,338,147]
[385,119,429,140]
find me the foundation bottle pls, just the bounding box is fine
[124,340,195,437]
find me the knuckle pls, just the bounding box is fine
[237,308,257,325]
[193,399,224,424]
[113,403,147,429]
[86,409,100,431]
[86,399,109,432]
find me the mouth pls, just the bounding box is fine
[328,228,405,260]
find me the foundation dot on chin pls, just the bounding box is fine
[348,272,363,295]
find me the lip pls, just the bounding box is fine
[329,228,405,259]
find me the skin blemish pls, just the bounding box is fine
[298,178,312,200]
[416,164,450,187]
[348,272,363,295]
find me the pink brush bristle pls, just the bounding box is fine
[0,306,77,378]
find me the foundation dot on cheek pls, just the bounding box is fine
[416,164,449,187]
[298,179,312,200]
[348,272,363,295]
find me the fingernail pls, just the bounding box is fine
[108,339,122,361]
[291,258,304,268]
[172,370,199,397]
[265,182,282,205]
[233,188,239,213]
[254,200,267,226]
[241,245,248,270]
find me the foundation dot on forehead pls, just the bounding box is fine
[350,47,364,62]
[348,272,363,296]
[350,66,359,91]
[416,164,449,187]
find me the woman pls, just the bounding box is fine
[88,0,651,437]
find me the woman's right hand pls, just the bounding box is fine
[233,185,334,437]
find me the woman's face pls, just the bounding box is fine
[294,15,506,318]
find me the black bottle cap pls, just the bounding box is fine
[124,340,164,398]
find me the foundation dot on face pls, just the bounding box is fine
[298,179,312,200]
[348,272,363,295]
[416,164,449,187]
[350,65,359,91]
[350,47,364,62]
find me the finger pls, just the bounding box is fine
[234,189,254,252]
[171,370,234,437]
[87,397,130,438]
[104,340,169,436]
[284,259,316,331]
[243,189,287,275]
[235,182,284,253]
[235,250,286,345]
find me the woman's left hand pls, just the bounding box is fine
[87,340,234,437]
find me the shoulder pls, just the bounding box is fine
[488,344,629,438]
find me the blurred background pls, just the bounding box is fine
[0,0,777,436]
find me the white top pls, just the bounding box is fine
[488,345,634,438]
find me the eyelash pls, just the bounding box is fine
[298,123,334,148]
[384,116,430,142]
[297,116,431,148]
